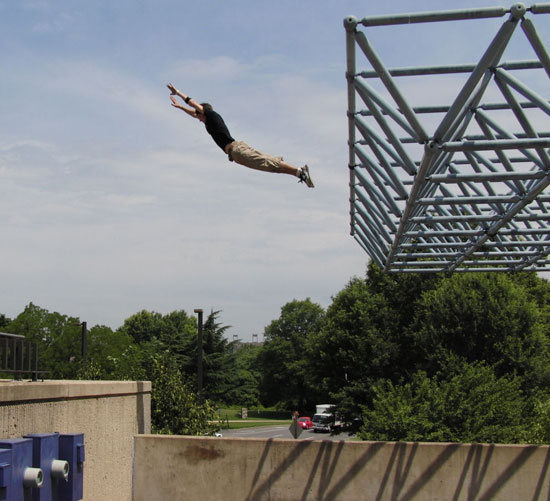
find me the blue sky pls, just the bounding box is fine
[2,0,547,339]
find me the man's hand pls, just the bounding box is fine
[167,83,177,95]
[170,96,180,107]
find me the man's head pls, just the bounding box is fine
[195,102,212,122]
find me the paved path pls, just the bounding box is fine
[220,424,355,441]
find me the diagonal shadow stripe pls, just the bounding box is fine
[400,443,461,501]
[323,441,386,501]
[478,445,539,500]
[246,439,314,501]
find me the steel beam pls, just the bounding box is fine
[345,4,550,272]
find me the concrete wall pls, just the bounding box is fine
[0,380,151,500]
[133,435,550,500]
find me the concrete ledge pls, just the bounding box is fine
[133,435,550,500]
[0,380,151,500]
[0,380,151,403]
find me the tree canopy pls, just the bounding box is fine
[4,262,550,443]
[257,299,325,411]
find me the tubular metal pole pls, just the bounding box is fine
[33,343,38,382]
[418,194,522,205]
[81,321,87,361]
[495,67,550,115]
[428,171,546,183]
[492,76,550,168]
[359,60,543,78]
[521,18,550,78]
[389,266,550,272]
[448,176,550,271]
[353,226,387,266]
[385,142,438,269]
[515,245,550,270]
[354,179,397,231]
[531,3,550,14]
[354,189,394,242]
[354,159,402,217]
[441,137,550,151]
[354,202,393,249]
[355,31,428,142]
[354,119,411,197]
[419,70,495,208]
[433,16,519,141]
[358,6,507,27]
[354,86,418,176]
[473,111,527,195]
[354,79,417,139]
[468,149,526,196]
[345,17,358,238]
[194,309,204,398]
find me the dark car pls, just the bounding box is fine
[298,416,313,429]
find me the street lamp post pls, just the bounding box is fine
[75,321,87,361]
[194,309,203,398]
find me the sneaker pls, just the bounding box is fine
[298,165,314,188]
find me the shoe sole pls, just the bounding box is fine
[303,165,314,188]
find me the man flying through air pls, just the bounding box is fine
[167,83,314,188]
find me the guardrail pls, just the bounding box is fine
[0,332,41,381]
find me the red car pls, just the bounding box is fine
[298,416,313,430]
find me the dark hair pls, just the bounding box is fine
[201,103,213,112]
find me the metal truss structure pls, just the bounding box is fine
[345,3,550,272]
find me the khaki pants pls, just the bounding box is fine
[229,141,283,173]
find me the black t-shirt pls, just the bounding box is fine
[204,109,235,152]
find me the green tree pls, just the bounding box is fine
[6,304,143,381]
[225,343,262,408]
[359,362,527,443]
[526,391,550,444]
[306,266,550,435]
[85,308,222,434]
[199,310,238,404]
[2,303,233,436]
[307,277,403,419]
[258,299,325,411]
[0,314,10,329]
[6,303,83,378]
[116,308,242,406]
[117,309,197,381]
[78,325,142,380]
[118,310,196,361]
[158,310,197,370]
[117,310,165,345]
[411,273,550,390]
[150,354,217,435]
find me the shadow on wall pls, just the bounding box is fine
[245,440,550,501]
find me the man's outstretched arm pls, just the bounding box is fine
[167,83,203,115]
[170,96,200,119]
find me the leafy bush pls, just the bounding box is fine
[150,356,216,435]
[359,363,526,444]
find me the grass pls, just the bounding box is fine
[215,407,292,430]
[218,407,291,420]
[217,419,291,430]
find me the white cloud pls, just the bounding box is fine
[1,10,371,336]
[168,56,255,82]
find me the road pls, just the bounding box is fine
[220,425,355,441]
